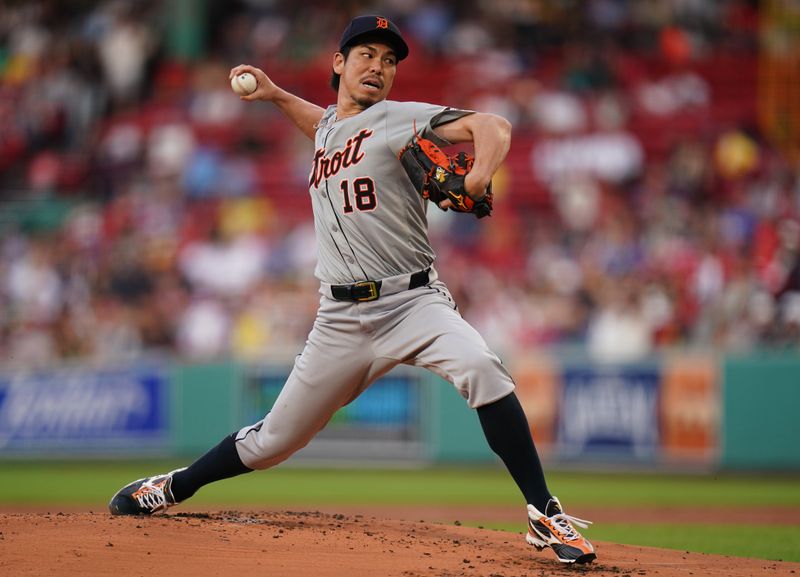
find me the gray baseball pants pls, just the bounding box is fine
[234,272,515,470]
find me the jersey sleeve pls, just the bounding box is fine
[314,105,338,143]
[384,101,474,156]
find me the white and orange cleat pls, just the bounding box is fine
[108,468,185,516]
[526,496,596,564]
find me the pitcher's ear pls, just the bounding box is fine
[333,52,345,74]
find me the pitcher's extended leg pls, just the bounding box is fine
[385,287,550,509]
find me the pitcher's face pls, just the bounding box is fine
[334,42,397,109]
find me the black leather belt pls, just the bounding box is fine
[330,269,430,302]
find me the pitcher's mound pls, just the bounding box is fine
[1,510,796,577]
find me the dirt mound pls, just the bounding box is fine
[1,510,796,577]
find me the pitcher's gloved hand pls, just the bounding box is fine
[399,127,493,218]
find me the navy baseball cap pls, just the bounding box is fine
[339,15,409,61]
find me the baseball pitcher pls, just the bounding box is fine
[109,15,595,565]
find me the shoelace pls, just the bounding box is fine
[132,479,170,511]
[547,512,592,542]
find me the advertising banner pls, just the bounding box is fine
[0,365,169,452]
[557,365,660,460]
[660,355,719,463]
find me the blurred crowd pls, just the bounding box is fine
[1,0,799,369]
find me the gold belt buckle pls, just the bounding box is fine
[354,280,379,301]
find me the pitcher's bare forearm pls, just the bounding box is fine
[268,88,325,140]
[230,64,324,140]
[433,112,511,198]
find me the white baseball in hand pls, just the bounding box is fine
[231,72,257,96]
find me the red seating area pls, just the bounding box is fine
[1,1,797,365]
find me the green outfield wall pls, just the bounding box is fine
[171,362,244,454]
[721,353,800,469]
[0,353,798,470]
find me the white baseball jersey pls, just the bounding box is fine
[309,100,470,284]
[234,99,515,470]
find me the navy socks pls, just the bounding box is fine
[477,392,552,512]
[170,433,252,503]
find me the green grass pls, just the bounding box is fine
[0,462,521,506]
[2,461,799,507]
[1,461,799,562]
[593,524,800,563]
